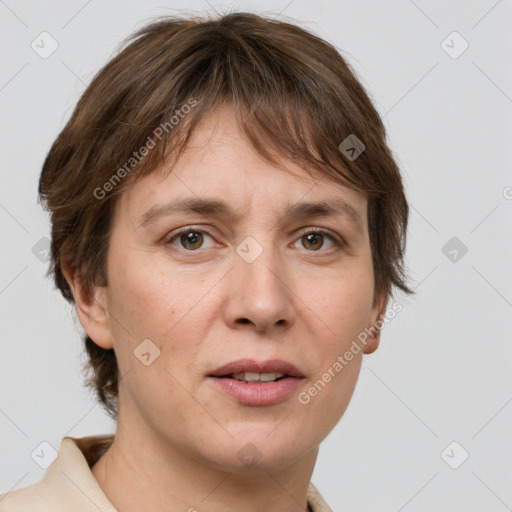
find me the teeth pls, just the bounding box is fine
[231,372,286,382]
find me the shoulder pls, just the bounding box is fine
[0,434,116,512]
[0,481,58,511]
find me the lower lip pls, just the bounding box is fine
[208,376,304,406]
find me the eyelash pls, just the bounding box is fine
[163,226,345,254]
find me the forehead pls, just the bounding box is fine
[116,105,368,227]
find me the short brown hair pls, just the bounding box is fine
[38,12,414,420]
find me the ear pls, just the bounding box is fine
[362,292,388,355]
[61,258,114,350]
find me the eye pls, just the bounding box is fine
[165,228,216,251]
[164,226,343,253]
[291,228,342,252]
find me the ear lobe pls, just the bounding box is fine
[61,258,114,350]
[363,293,388,355]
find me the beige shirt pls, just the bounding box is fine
[0,435,333,511]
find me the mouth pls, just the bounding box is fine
[217,372,290,383]
[209,358,305,379]
[208,359,305,406]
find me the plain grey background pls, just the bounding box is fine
[1,1,511,511]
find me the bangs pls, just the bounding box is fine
[105,14,383,199]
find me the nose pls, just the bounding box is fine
[223,240,295,333]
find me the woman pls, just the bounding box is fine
[0,12,413,511]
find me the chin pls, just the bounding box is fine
[198,427,315,473]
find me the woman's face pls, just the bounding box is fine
[94,105,385,471]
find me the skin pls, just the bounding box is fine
[63,104,387,512]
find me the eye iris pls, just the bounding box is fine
[176,231,328,251]
[303,232,323,250]
[181,231,203,250]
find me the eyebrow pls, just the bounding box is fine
[137,197,364,232]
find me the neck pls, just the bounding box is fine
[91,410,318,512]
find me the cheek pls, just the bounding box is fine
[299,268,372,409]
[317,356,362,436]
[302,265,374,337]
[106,255,206,418]
[106,250,215,383]
[107,248,192,339]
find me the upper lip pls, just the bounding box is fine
[209,358,305,378]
